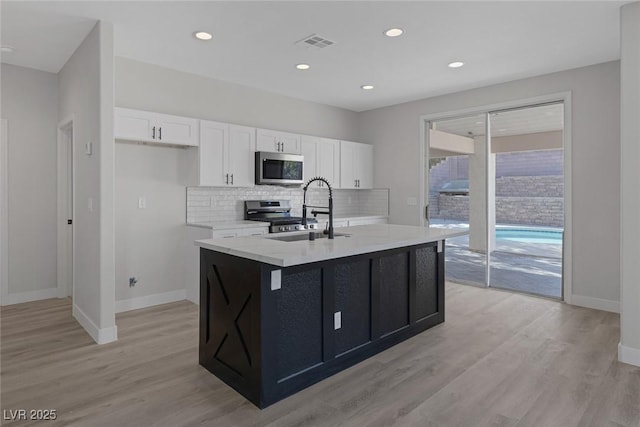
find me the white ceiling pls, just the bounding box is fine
[0,1,627,112]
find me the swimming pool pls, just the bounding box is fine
[496,228,563,244]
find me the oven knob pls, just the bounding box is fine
[279,226,285,231]
[285,226,290,231]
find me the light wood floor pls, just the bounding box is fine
[2,283,639,427]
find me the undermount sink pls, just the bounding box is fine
[268,232,351,242]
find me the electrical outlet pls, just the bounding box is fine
[129,277,138,287]
[334,311,342,330]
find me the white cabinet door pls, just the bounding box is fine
[154,113,199,146]
[199,121,228,186]
[198,121,255,187]
[301,136,318,185]
[340,140,373,189]
[356,143,373,189]
[227,125,255,187]
[212,230,239,239]
[237,227,268,237]
[256,129,301,154]
[115,107,199,146]
[301,136,339,189]
[317,138,340,188]
[340,141,357,189]
[115,108,155,142]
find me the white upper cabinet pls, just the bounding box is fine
[199,120,255,187]
[115,107,199,147]
[256,128,301,154]
[301,135,340,189]
[340,141,373,189]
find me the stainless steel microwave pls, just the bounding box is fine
[255,152,304,186]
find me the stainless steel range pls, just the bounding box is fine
[244,200,318,234]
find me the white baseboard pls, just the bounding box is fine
[115,289,186,313]
[570,294,619,313]
[1,287,59,306]
[72,303,118,345]
[619,342,640,367]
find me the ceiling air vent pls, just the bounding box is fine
[295,34,335,49]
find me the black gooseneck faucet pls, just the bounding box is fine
[302,177,334,239]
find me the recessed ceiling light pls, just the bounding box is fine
[361,85,374,90]
[194,31,212,41]
[384,28,404,37]
[296,63,310,70]
[448,61,464,68]
[0,45,15,53]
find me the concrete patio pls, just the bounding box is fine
[432,222,563,299]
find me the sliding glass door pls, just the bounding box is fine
[427,113,489,287]
[488,103,564,299]
[426,102,564,300]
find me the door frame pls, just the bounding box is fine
[1,119,8,303]
[57,115,75,298]
[419,91,573,303]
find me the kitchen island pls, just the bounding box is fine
[195,224,465,408]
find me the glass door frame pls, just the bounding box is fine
[420,92,572,301]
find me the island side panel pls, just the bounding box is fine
[199,248,263,406]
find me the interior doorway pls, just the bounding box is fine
[57,119,74,298]
[424,99,568,300]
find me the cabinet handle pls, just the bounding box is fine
[152,126,156,139]
[225,173,229,184]
[230,174,234,185]
[159,127,162,140]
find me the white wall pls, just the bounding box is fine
[619,2,640,367]
[116,57,360,141]
[0,64,59,303]
[113,58,360,307]
[58,22,116,344]
[115,143,192,305]
[358,61,621,309]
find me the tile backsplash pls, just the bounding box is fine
[186,186,389,224]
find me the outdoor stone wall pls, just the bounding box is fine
[429,149,563,216]
[436,193,564,227]
[496,176,563,197]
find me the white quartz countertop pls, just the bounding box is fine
[195,224,467,267]
[186,215,388,230]
[186,221,270,230]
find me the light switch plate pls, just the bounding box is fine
[407,197,418,206]
[334,311,341,330]
[271,270,281,291]
[138,197,146,209]
[84,141,92,156]
[88,197,94,212]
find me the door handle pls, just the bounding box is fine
[152,126,156,139]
